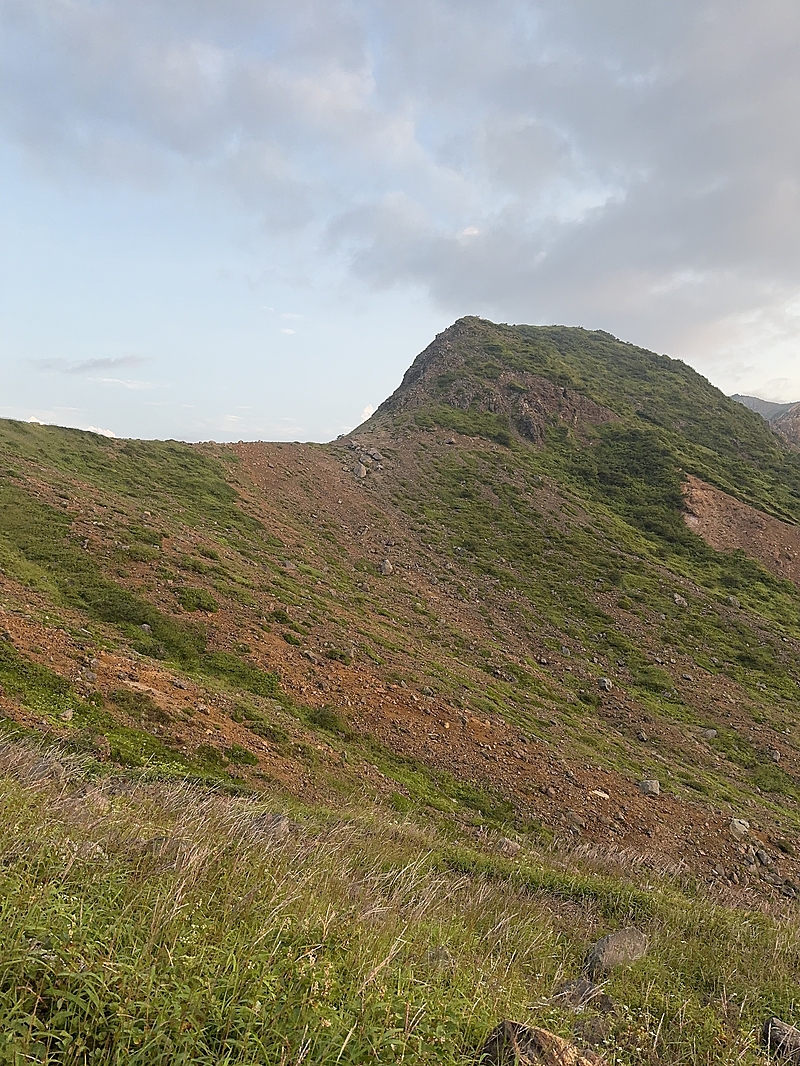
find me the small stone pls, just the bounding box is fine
[673,593,688,608]
[703,728,717,740]
[354,463,367,478]
[71,840,106,861]
[60,709,74,722]
[772,750,781,763]
[730,818,750,839]
[583,927,649,978]
[248,812,291,842]
[639,779,660,797]
[481,1021,605,1066]
[379,559,393,576]
[140,623,152,634]
[498,837,521,857]
[636,730,648,742]
[763,1017,800,1060]
[727,594,741,608]
[550,978,614,1014]
[756,849,771,866]
[598,677,613,692]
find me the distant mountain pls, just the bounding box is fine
[731,393,798,420]
[732,392,800,445]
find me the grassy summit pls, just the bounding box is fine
[1,318,800,1062]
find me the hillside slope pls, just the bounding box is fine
[4,317,800,1061]
[732,392,800,446]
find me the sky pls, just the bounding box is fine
[3,0,800,442]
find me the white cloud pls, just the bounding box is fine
[280,327,296,335]
[5,1,800,397]
[88,377,159,389]
[361,403,374,420]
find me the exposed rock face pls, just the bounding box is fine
[480,1021,606,1065]
[369,318,618,443]
[773,404,800,446]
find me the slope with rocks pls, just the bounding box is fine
[1,319,800,906]
[732,392,800,446]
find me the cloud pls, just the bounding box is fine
[280,327,296,335]
[33,354,148,374]
[5,1,800,389]
[88,377,159,390]
[361,404,374,420]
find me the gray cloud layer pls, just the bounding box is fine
[4,0,800,387]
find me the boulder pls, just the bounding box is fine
[583,928,648,978]
[379,559,394,576]
[673,593,688,608]
[480,1021,606,1065]
[598,678,613,692]
[763,1017,800,1061]
[639,779,660,797]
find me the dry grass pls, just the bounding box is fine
[0,739,797,1064]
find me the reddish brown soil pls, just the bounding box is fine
[1,440,799,904]
[683,474,800,586]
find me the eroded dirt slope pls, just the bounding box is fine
[684,473,800,585]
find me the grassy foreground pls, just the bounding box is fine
[0,742,797,1065]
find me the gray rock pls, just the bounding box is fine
[673,593,688,608]
[379,558,393,576]
[756,849,771,866]
[140,623,152,634]
[639,778,660,797]
[772,750,782,763]
[727,594,741,608]
[730,818,750,839]
[636,730,648,742]
[598,677,613,692]
[248,812,291,842]
[498,837,521,857]
[703,728,718,740]
[583,927,649,978]
[550,978,614,1014]
[763,1017,800,1060]
[481,1021,605,1065]
[354,463,367,478]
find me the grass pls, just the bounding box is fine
[0,739,797,1065]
